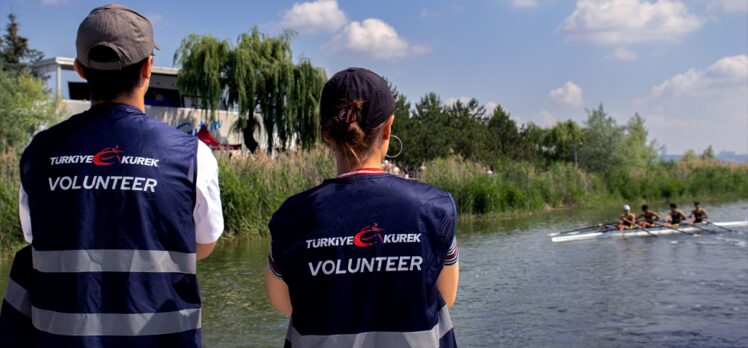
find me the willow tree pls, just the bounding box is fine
[290,59,326,150]
[175,28,326,154]
[173,34,231,117]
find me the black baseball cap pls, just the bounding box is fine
[320,67,395,129]
[76,3,159,70]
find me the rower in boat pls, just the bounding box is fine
[637,204,660,229]
[617,205,637,231]
[688,201,709,225]
[663,203,688,227]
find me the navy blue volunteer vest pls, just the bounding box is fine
[269,172,458,347]
[12,103,201,347]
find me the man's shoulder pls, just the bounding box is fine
[127,110,193,139]
[27,111,88,146]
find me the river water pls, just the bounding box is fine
[2,200,747,347]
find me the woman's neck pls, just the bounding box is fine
[335,152,384,175]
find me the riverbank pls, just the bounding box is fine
[423,156,748,216]
[156,152,748,238]
[1,147,747,252]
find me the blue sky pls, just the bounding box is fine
[3,0,747,154]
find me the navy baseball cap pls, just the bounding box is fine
[76,3,159,70]
[320,68,395,129]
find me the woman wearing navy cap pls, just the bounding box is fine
[265,67,459,348]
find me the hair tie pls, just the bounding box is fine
[337,108,358,124]
[337,99,364,124]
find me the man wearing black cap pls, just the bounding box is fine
[1,4,223,347]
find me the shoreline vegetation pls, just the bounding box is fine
[214,150,748,240]
[1,146,747,252]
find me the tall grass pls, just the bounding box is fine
[421,157,603,215]
[422,156,748,216]
[218,148,335,238]
[1,147,746,250]
[0,152,22,252]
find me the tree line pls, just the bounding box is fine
[174,30,675,181]
[390,87,661,177]
[174,28,327,153]
[0,13,58,153]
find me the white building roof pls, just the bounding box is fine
[33,56,179,76]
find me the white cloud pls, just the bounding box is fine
[707,0,748,13]
[535,110,560,127]
[562,0,703,45]
[642,55,748,154]
[651,55,748,98]
[280,0,348,34]
[550,81,584,107]
[485,101,499,112]
[607,47,639,61]
[511,0,540,9]
[327,18,429,60]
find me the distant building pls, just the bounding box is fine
[659,145,748,164]
[717,151,748,164]
[659,145,682,162]
[33,56,255,150]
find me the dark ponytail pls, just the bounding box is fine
[322,99,387,168]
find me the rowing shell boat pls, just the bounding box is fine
[551,221,748,243]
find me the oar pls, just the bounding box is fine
[705,221,735,233]
[636,224,658,238]
[548,222,616,237]
[654,222,689,235]
[685,222,718,234]
[597,222,620,233]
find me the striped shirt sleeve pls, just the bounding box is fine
[445,236,459,265]
[442,193,459,266]
[267,249,283,280]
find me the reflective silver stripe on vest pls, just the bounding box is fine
[32,248,196,274]
[32,307,201,336]
[286,306,453,348]
[3,278,31,317]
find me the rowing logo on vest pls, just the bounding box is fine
[93,146,123,166]
[305,223,422,249]
[353,224,383,247]
[49,146,160,167]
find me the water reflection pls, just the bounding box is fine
[1,201,746,347]
[198,240,287,347]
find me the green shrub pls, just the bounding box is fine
[218,148,335,239]
[420,155,748,216]
[0,152,22,253]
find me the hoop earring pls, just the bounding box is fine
[386,135,403,158]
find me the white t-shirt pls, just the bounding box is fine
[19,141,224,245]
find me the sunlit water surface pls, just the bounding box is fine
[2,200,747,347]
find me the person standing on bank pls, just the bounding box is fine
[1,4,223,347]
[265,68,460,348]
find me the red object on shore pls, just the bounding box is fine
[196,125,241,150]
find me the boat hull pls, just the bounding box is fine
[551,221,748,243]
